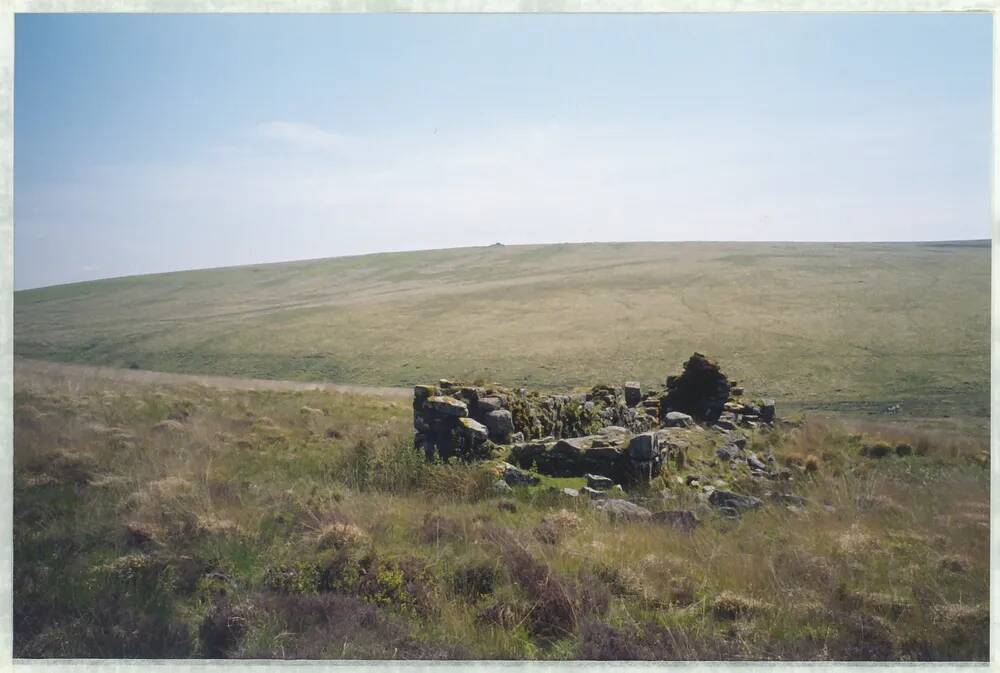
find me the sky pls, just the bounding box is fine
[13,13,993,290]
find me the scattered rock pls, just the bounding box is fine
[561,487,580,498]
[770,493,808,508]
[582,486,607,499]
[593,498,653,522]
[492,479,513,494]
[663,411,694,428]
[498,462,540,486]
[746,453,768,472]
[716,444,739,461]
[586,474,615,490]
[708,490,762,513]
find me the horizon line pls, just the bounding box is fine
[14,238,991,293]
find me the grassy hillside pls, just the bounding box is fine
[14,241,990,423]
[13,366,989,660]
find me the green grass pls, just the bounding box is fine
[12,365,989,660]
[14,241,990,427]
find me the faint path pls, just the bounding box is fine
[14,358,411,399]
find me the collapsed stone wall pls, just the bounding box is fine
[412,380,659,461]
[412,352,776,485]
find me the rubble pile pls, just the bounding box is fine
[412,353,777,488]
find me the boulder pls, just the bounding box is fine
[661,353,731,423]
[628,432,659,460]
[458,417,489,442]
[652,509,701,532]
[413,412,431,433]
[483,409,515,440]
[760,399,776,423]
[499,462,540,486]
[585,473,615,490]
[594,498,653,522]
[561,487,580,498]
[552,436,592,455]
[770,493,808,507]
[492,479,513,494]
[582,486,607,499]
[716,444,739,461]
[425,396,469,417]
[629,460,661,483]
[664,411,694,428]
[413,385,438,402]
[708,490,762,513]
[624,382,641,407]
[476,396,503,414]
[746,453,768,472]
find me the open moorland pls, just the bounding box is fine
[13,361,988,660]
[12,241,990,660]
[13,241,991,431]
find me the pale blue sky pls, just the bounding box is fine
[14,13,993,289]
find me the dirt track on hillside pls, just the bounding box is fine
[14,358,411,399]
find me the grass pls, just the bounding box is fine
[13,241,990,429]
[13,364,989,660]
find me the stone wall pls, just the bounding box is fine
[412,379,659,462]
[412,352,776,485]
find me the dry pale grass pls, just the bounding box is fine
[11,367,989,661]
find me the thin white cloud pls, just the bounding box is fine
[254,120,358,153]
[13,114,989,289]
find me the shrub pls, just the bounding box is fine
[501,543,609,639]
[451,562,500,600]
[262,561,321,595]
[709,590,769,620]
[199,599,255,657]
[861,441,893,459]
[533,509,581,545]
[338,438,427,493]
[315,522,370,551]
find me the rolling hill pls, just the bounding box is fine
[14,241,990,424]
